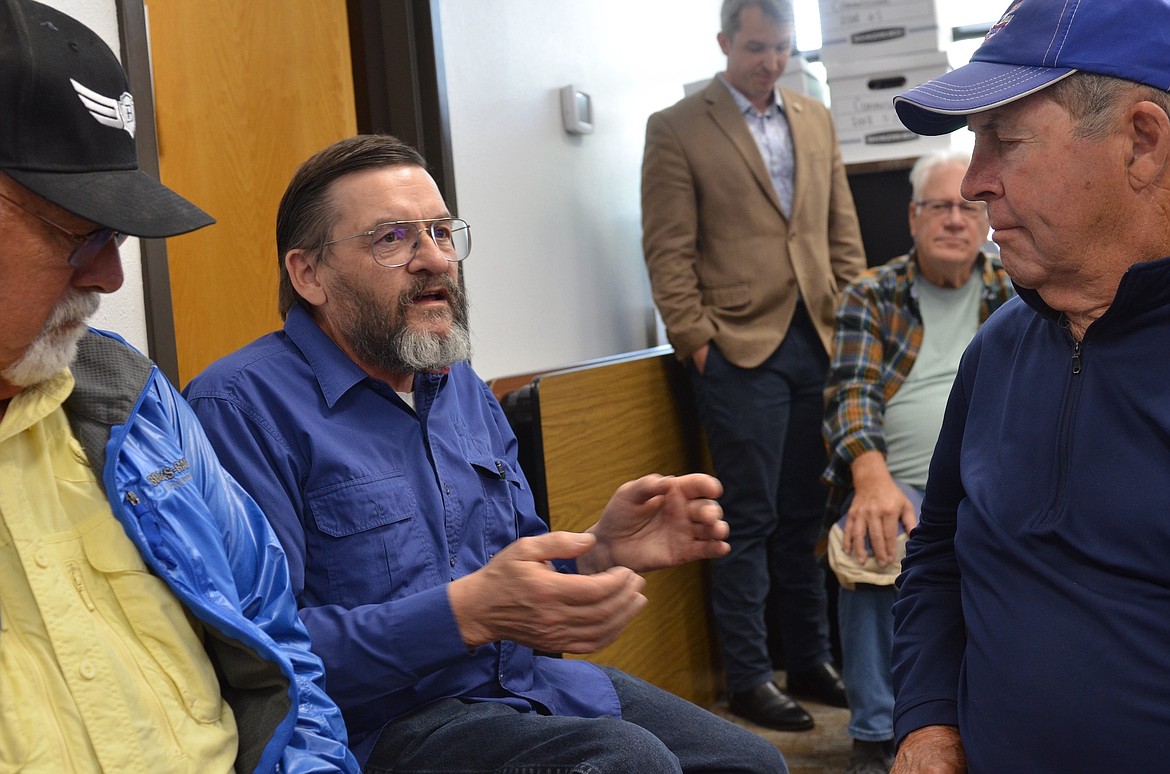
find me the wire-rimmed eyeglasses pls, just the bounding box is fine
[321,217,472,268]
[0,189,127,268]
[913,199,987,220]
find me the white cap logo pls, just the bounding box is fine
[70,78,136,138]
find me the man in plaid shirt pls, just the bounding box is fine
[821,150,1014,774]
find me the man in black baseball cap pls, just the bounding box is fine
[0,2,357,770]
[886,1,1170,772]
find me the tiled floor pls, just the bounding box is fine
[706,672,854,774]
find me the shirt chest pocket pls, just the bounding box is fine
[307,473,440,605]
[469,456,526,553]
[80,515,226,725]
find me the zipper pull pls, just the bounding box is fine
[1071,341,1082,375]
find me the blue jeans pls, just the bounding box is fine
[688,305,833,692]
[838,584,898,742]
[834,483,919,741]
[363,666,788,773]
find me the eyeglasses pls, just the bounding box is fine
[0,189,127,268]
[914,199,987,220]
[321,217,472,268]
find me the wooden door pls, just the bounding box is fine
[145,0,358,384]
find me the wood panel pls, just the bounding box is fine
[534,351,719,706]
[145,0,358,384]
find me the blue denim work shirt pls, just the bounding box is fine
[183,304,620,763]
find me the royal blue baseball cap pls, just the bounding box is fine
[894,0,1170,136]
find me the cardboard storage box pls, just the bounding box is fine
[827,50,951,165]
[819,0,949,62]
[778,55,828,104]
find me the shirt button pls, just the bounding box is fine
[449,555,456,567]
[34,550,49,568]
[80,661,96,680]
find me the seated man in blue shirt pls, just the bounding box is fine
[184,134,787,773]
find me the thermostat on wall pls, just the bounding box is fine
[560,85,593,135]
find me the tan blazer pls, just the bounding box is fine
[641,78,866,368]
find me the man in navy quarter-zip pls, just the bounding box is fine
[186,134,789,773]
[887,0,1170,771]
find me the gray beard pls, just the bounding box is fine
[3,292,100,387]
[332,272,472,376]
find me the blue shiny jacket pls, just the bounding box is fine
[64,330,357,773]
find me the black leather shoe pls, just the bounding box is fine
[728,681,815,731]
[786,662,848,708]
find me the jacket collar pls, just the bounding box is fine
[703,76,796,220]
[1015,253,1170,326]
[65,330,153,490]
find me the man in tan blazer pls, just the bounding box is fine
[641,0,865,732]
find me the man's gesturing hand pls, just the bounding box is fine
[580,473,729,575]
[449,531,647,653]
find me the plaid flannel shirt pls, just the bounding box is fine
[821,250,1016,518]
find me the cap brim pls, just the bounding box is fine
[5,166,214,238]
[894,61,1077,136]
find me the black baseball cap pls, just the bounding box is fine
[0,0,213,237]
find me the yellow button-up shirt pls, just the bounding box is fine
[0,370,237,772]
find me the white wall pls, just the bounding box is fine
[43,0,149,352]
[438,0,726,381]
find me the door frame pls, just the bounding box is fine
[347,0,457,212]
[117,0,180,383]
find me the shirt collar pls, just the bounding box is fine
[717,73,784,115]
[283,304,373,408]
[283,304,452,409]
[907,248,997,297]
[0,368,73,442]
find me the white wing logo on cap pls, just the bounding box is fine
[70,78,136,139]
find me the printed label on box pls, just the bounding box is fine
[821,0,940,35]
[819,0,946,59]
[835,130,950,164]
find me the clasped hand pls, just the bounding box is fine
[845,453,919,567]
